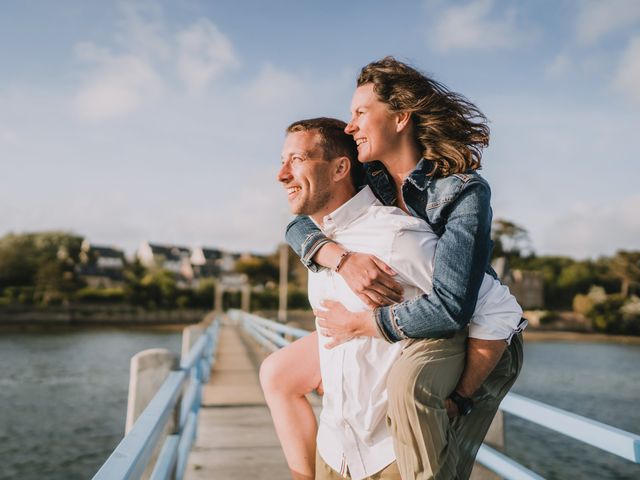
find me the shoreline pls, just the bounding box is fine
[0,322,193,333]
[523,329,640,345]
[2,321,639,345]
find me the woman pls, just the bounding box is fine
[260,57,524,480]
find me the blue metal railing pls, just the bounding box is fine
[234,310,640,480]
[93,318,220,480]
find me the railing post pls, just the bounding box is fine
[126,349,179,433]
[182,324,205,360]
[125,348,179,480]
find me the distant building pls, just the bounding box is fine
[78,241,126,288]
[191,247,223,278]
[137,242,194,285]
[492,257,544,309]
[135,242,259,288]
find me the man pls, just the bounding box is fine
[276,117,523,479]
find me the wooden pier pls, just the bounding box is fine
[184,319,319,479]
[94,311,640,480]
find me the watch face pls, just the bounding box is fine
[451,393,473,416]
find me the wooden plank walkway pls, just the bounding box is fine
[184,319,319,479]
[183,317,500,480]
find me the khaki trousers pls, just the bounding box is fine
[386,330,524,480]
[315,450,402,480]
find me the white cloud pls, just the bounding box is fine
[542,194,640,259]
[546,52,572,79]
[426,0,526,52]
[0,127,18,145]
[73,6,239,120]
[246,64,308,106]
[74,48,164,121]
[612,36,640,104]
[115,0,171,61]
[176,19,239,94]
[576,0,640,46]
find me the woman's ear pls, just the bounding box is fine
[396,111,412,133]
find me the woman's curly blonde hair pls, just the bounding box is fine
[358,56,490,177]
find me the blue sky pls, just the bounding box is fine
[1,0,639,258]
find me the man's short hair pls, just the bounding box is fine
[286,117,364,187]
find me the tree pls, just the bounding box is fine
[235,256,279,286]
[235,246,307,288]
[608,251,640,298]
[491,219,533,262]
[0,231,85,305]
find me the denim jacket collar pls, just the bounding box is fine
[364,161,396,206]
[403,158,436,192]
[365,159,436,205]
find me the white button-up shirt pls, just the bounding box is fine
[309,186,523,480]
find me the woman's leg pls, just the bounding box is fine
[260,331,321,480]
[386,331,467,480]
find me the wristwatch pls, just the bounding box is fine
[448,391,474,416]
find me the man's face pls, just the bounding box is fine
[345,83,399,163]
[278,130,333,216]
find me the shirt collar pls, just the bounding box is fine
[320,186,380,236]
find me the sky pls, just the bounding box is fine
[1,0,639,259]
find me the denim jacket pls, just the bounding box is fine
[285,159,497,342]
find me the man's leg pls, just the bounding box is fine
[386,329,467,480]
[453,333,524,479]
[260,332,322,480]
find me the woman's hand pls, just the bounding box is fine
[314,300,380,349]
[338,252,404,308]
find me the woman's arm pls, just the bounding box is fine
[285,215,404,307]
[374,182,493,341]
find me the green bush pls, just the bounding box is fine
[572,294,593,315]
[176,295,190,309]
[572,286,607,315]
[251,288,279,311]
[288,288,310,310]
[587,295,628,334]
[76,287,125,303]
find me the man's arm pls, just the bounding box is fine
[445,339,506,417]
[285,215,334,274]
[285,216,404,306]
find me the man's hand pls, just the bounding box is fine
[444,398,459,419]
[314,300,379,349]
[313,243,403,308]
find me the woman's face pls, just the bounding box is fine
[345,83,400,164]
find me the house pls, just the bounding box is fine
[137,242,195,284]
[78,241,126,288]
[190,247,223,278]
[492,257,544,309]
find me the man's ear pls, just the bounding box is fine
[333,157,351,182]
[395,111,411,133]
